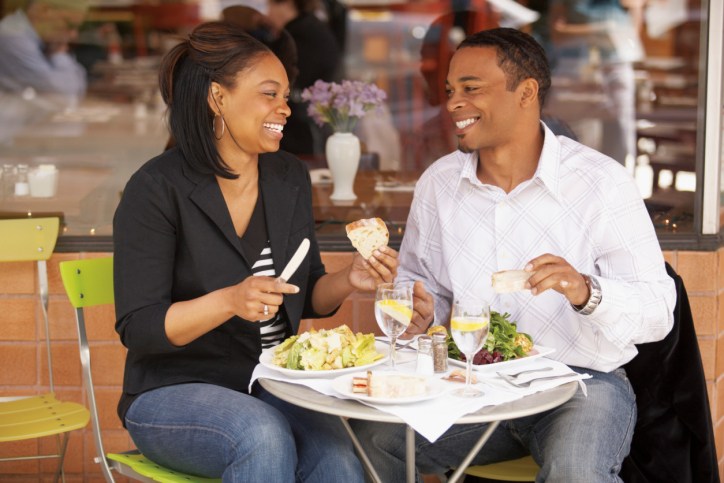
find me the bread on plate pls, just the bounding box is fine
[351,371,427,398]
[346,218,389,259]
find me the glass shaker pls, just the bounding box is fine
[432,332,448,373]
[1,164,15,198]
[416,335,434,375]
[14,164,29,196]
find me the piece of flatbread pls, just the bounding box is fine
[346,218,389,259]
[492,270,532,293]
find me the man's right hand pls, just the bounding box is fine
[402,281,434,338]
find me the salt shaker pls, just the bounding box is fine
[416,335,434,375]
[432,332,448,373]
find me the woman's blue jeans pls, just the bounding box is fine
[350,366,636,483]
[125,382,364,483]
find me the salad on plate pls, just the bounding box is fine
[271,324,383,371]
[431,311,534,365]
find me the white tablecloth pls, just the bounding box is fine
[250,351,589,443]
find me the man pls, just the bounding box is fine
[0,0,88,100]
[351,28,675,481]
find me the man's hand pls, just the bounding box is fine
[524,254,590,306]
[401,281,434,338]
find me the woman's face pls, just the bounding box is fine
[211,53,291,156]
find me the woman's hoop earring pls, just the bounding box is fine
[213,114,225,140]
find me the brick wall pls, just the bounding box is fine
[1,249,723,480]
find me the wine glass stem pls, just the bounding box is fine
[466,357,473,393]
[390,335,397,369]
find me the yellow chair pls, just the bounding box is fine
[464,455,539,481]
[0,217,90,482]
[59,257,220,483]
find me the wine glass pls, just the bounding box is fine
[450,299,490,397]
[374,282,413,369]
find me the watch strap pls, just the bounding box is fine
[572,274,602,316]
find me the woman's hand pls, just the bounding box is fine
[347,246,398,291]
[524,254,589,306]
[229,276,299,321]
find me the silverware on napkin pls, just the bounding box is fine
[497,366,554,383]
[499,372,579,388]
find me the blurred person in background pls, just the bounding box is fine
[543,0,647,167]
[0,0,88,101]
[266,0,341,157]
[222,4,299,85]
[0,0,88,145]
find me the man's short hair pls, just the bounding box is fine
[458,28,551,108]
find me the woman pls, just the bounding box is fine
[113,22,397,482]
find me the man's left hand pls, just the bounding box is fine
[524,253,589,306]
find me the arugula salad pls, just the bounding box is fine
[271,325,383,371]
[442,311,533,365]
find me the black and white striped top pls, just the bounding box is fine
[251,241,287,349]
[240,188,289,349]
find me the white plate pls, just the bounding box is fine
[448,345,555,373]
[331,372,448,404]
[258,341,389,379]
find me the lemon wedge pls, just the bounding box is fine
[376,299,413,326]
[451,317,488,332]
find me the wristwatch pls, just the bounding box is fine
[572,274,602,315]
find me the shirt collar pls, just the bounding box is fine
[455,121,563,200]
[533,121,563,201]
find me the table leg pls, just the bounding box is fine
[406,425,416,483]
[446,420,501,483]
[338,417,383,483]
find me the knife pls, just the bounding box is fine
[277,238,310,283]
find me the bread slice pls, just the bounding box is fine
[367,372,426,399]
[492,270,531,293]
[346,218,389,259]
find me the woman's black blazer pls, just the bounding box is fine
[113,147,327,420]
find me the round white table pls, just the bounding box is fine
[259,378,578,483]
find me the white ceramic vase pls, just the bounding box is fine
[325,132,360,201]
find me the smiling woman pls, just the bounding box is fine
[111,20,399,482]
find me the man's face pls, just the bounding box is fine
[445,46,522,153]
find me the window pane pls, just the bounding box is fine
[0,0,709,245]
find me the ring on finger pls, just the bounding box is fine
[263,304,269,316]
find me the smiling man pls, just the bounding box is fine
[351,28,676,481]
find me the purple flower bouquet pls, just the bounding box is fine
[301,80,387,133]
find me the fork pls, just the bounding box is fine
[500,372,579,388]
[497,366,554,382]
[375,336,417,351]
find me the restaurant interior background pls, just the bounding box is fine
[1,0,724,480]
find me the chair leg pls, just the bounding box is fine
[52,432,70,483]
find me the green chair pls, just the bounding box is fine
[0,217,90,482]
[60,257,220,483]
[464,455,539,481]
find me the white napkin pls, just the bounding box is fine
[479,359,591,398]
[250,357,589,443]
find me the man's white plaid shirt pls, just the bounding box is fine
[398,123,676,372]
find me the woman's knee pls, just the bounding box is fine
[126,385,297,476]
